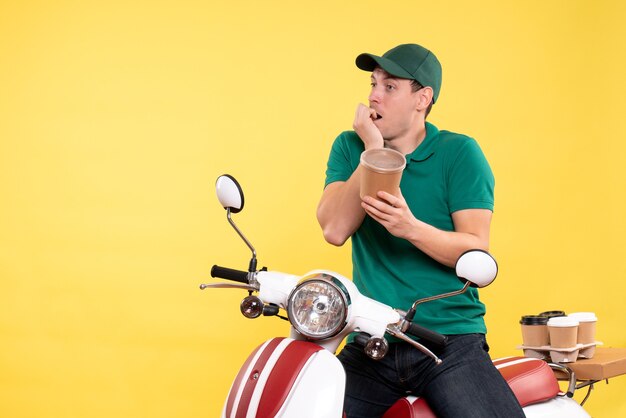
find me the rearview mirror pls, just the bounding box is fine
[455,250,498,288]
[216,174,244,213]
[214,174,257,270]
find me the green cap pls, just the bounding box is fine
[356,43,442,103]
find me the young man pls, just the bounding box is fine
[317,44,525,417]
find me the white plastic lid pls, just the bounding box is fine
[360,148,406,173]
[568,312,597,322]
[547,316,579,327]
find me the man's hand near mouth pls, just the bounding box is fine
[353,103,384,150]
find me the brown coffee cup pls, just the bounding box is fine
[568,312,597,344]
[520,315,550,347]
[360,148,406,200]
[547,316,579,348]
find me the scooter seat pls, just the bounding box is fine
[382,356,560,417]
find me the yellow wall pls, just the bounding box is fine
[1,0,625,416]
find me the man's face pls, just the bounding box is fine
[368,68,420,141]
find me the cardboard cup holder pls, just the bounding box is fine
[519,311,599,363]
[518,342,602,363]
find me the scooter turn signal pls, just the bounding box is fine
[240,295,263,318]
[365,336,389,360]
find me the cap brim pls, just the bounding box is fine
[355,53,414,80]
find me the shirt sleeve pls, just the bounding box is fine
[324,131,361,188]
[447,138,495,213]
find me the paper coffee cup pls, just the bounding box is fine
[360,148,406,200]
[568,312,597,344]
[520,315,550,347]
[547,316,579,348]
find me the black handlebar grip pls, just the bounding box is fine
[210,265,249,284]
[405,322,448,346]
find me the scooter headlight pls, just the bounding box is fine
[287,274,350,340]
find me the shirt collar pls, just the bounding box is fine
[406,122,439,162]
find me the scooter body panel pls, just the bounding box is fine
[222,337,345,418]
[522,396,591,417]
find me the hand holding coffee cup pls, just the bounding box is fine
[360,148,406,200]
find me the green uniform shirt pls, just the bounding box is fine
[324,122,495,335]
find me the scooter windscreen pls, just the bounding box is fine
[287,273,351,340]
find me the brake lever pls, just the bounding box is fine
[386,324,443,365]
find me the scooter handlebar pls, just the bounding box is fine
[211,265,249,284]
[405,322,448,347]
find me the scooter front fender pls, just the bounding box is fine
[222,337,345,418]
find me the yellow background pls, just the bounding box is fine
[1,0,625,416]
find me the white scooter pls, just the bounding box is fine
[201,174,590,418]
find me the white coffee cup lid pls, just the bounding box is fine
[568,312,597,322]
[548,316,579,327]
